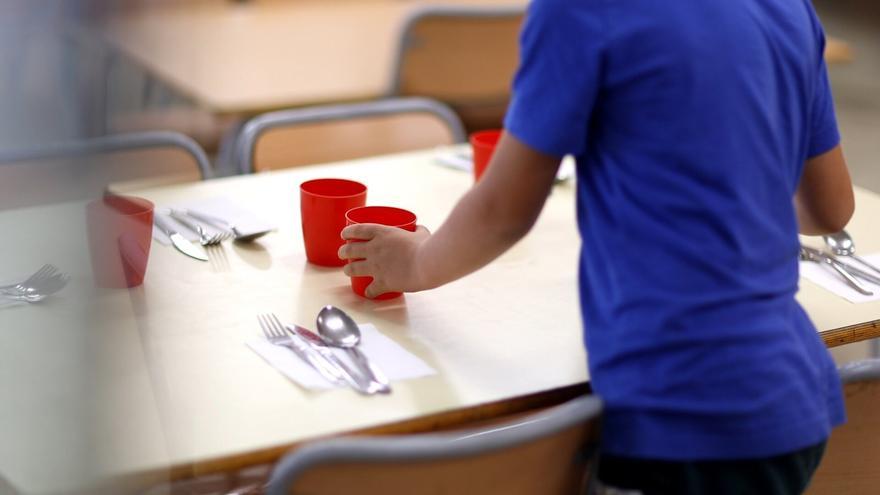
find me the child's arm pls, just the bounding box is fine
[794,144,854,235]
[338,131,560,298]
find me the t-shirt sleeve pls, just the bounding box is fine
[807,33,841,158]
[503,0,604,158]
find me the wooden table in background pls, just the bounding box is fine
[1,147,878,493]
[98,0,525,117]
[99,1,855,118]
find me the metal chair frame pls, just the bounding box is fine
[0,130,212,179]
[267,395,602,495]
[838,358,880,384]
[231,97,466,175]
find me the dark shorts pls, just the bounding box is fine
[597,441,827,495]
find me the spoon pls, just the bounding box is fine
[823,230,880,276]
[316,305,391,394]
[184,209,271,242]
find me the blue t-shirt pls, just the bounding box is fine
[505,0,845,460]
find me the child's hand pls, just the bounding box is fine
[338,224,431,298]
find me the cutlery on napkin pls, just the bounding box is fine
[800,252,880,303]
[247,323,435,391]
[152,197,275,246]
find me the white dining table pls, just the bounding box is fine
[1,147,878,494]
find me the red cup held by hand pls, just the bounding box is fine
[86,195,154,288]
[344,206,417,300]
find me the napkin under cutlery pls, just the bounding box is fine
[800,252,880,303]
[247,323,435,391]
[152,197,275,245]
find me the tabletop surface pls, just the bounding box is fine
[1,147,878,493]
[99,0,525,114]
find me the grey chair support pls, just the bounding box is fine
[838,358,880,383]
[266,395,602,495]
[0,130,212,179]
[230,97,466,175]
[388,5,526,96]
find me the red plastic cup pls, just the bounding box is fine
[86,195,154,288]
[470,129,502,182]
[300,178,367,267]
[345,206,417,300]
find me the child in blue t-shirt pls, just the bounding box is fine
[339,0,855,492]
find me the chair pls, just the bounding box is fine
[0,131,211,210]
[266,395,603,495]
[108,107,239,155]
[230,97,465,174]
[805,359,880,494]
[389,6,524,132]
[824,37,854,65]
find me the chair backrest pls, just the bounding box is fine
[267,395,602,495]
[232,97,465,174]
[0,131,211,210]
[389,6,524,131]
[805,359,880,495]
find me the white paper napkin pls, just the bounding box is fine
[152,197,276,245]
[800,252,880,303]
[434,147,576,181]
[246,323,436,391]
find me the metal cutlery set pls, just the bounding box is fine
[154,209,270,261]
[0,264,69,305]
[800,230,880,296]
[258,306,391,395]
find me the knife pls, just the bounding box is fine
[829,257,880,286]
[154,214,209,261]
[801,246,873,295]
[801,246,880,285]
[275,332,346,386]
[285,324,377,395]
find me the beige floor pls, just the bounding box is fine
[813,0,880,363]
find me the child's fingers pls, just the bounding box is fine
[364,280,388,299]
[343,260,372,277]
[341,224,381,240]
[338,241,368,261]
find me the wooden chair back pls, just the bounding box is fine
[390,6,524,131]
[806,359,880,494]
[0,131,210,210]
[233,98,465,173]
[267,395,602,495]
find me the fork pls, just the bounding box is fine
[0,264,58,291]
[170,210,232,246]
[0,268,68,298]
[0,273,69,304]
[1,273,69,295]
[257,314,345,386]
